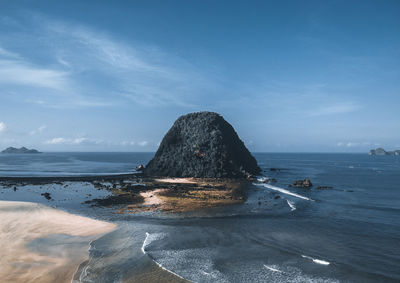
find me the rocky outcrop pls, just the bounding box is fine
[369,148,400,155]
[1,147,41,154]
[290,178,313,188]
[144,112,261,178]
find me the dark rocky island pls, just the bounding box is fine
[369,148,400,156]
[144,111,260,178]
[1,147,41,154]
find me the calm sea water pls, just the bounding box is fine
[1,152,399,282]
[0,152,152,176]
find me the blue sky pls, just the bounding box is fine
[0,0,399,152]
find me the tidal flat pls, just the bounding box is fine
[0,174,255,283]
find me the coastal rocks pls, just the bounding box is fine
[41,192,52,200]
[258,177,277,184]
[1,147,41,154]
[144,112,261,178]
[290,178,313,188]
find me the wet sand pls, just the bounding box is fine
[0,200,116,283]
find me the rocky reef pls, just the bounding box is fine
[369,148,400,156]
[144,112,260,178]
[290,178,313,188]
[1,147,41,154]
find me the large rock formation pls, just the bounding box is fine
[144,112,260,178]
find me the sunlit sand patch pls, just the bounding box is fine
[0,201,116,283]
[154,178,198,184]
[140,189,167,206]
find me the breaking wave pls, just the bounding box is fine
[254,183,314,201]
[301,255,330,265]
[141,232,190,281]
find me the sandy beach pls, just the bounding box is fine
[0,200,116,283]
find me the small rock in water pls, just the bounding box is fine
[274,195,281,199]
[41,192,52,200]
[317,186,332,190]
[260,178,277,184]
[290,178,313,188]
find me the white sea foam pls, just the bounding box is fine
[286,200,296,211]
[254,183,314,201]
[141,232,150,254]
[301,255,330,265]
[141,232,191,282]
[257,177,270,182]
[73,240,94,283]
[263,264,283,273]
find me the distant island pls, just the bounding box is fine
[369,148,400,156]
[1,147,41,154]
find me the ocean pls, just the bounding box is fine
[1,152,399,282]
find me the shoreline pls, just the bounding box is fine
[0,200,116,283]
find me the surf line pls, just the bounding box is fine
[263,264,284,273]
[255,183,314,201]
[71,240,94,283]
[301,255,330,265]
[286,200,296,211]
[141,232,192,282]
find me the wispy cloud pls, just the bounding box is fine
[45,137,150,147]
[309,102,361,117]
[44,137,104,145]
[0,13,217,109]
[137,141,148,146]
[29,125,47,135]
[0,58,68,90]
[336,141,380,148]
[0,122,5,132]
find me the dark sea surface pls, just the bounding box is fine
[1,152,399,282]
[0,152,152,176]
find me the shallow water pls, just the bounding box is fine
[1,153,399,282]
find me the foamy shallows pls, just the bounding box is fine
[254,182,313,201]
[263,264,283,273]
[301,255,330,265]
[141,232,189,281]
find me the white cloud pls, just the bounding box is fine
[0,122,5,132]
[336,141,378,148]
[44,137,104,145]
[121,141,136,146]
[45,137,68,144]
[138,141,148,146]
[30,125,47,135]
